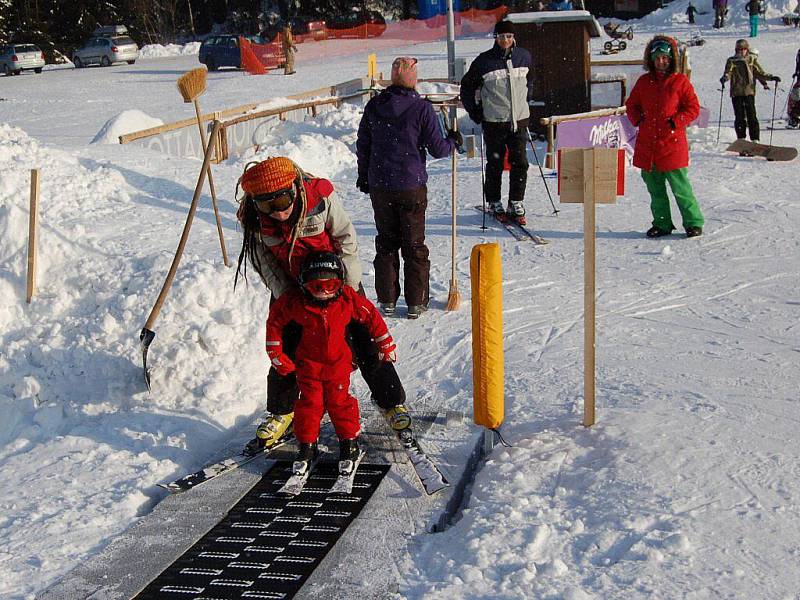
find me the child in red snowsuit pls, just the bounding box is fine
[265,252,396,464]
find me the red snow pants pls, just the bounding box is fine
[294,376,360,443]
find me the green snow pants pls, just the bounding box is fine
[640,167,704,232]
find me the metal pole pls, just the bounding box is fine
[768,80,778,148]
[446,0,456,83]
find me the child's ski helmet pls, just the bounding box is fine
[299,251,345,303]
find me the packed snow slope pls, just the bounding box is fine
[1,11,799,600]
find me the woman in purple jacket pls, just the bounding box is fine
[356,57,460,319]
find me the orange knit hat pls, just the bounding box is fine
[240,157,297,196]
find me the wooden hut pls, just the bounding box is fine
[506,11,602,133]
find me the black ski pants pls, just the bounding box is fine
[483,121,529,206]
[732,95,760,141]
[369,186,430,308]
[266,293,406,415]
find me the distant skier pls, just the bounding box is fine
[280,25,297,75]
[788,48,800,128]
[719,39,780,147]
[625,36,704,239]
[745,0,763,37]
[265,252,397,475]
[686,2,698,24]
[713,0,728,28]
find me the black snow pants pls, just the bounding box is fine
[482,120,529,206]
[732,95,760,141]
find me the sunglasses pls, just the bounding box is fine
[252,188,295,214]
[495,33,514,40]
[303,277,342,297]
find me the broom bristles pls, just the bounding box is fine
[177,68,207,103]
[445,280,461,311]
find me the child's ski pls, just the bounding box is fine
[395,429,450,495]
[474,205,549,245]
[329,450,366,494]
[158,433,295,494]
[277,457,319,496]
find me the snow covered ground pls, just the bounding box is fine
[1,8,800,599]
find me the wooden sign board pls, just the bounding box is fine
[558,147,623,204]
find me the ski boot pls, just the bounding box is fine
[244,412,293,456]
[338,437,361,475]
[508,201,526,226]
[379,302,396,316]
[292,441,319,476]
[382,404,412,431]
[489,201,508,223]
[407,304,428,320]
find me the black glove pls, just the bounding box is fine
[356,177,369,194]
[446,128,463,147]
[668,118,676,130]
[773,76,781,82]
[719,76,727,85]
[468,108,483,124]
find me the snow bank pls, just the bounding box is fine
[91,110,164,144]
[138,42,201,58]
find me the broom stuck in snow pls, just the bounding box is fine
[176,67,230,267]
[443,107,461,312]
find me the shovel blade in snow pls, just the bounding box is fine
[140,328,155,391]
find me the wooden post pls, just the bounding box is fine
[546,122,555,169]
[582,153,596,427]
[26,169,39,303]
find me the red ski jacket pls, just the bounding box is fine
[626,39,700,172]
[265,285,391,381]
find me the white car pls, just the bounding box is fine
[0,44,46,76]
[73,36,139,68]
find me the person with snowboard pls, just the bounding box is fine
[686,2,698,24]
[265,251,397,476]
[625,36,705,239]
[235,157,410,454]
[720,39,780,149]
[459,19,534,225]
[356,56,460,320]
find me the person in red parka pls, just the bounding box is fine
[626,36,705,238]
[265,252,397,473]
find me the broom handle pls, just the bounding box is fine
[193,100,230,267]
[143,120,222,331]
[450,117,458,284]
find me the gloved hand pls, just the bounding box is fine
[468,107,483,125]
[446,128,463,147]
[763,83,770,90]
[376,334,397,363]
[667,118,676,131]
[719,76,727,85]
[268,351,296,376]
[356,176,370,195]
[773,76,781,82]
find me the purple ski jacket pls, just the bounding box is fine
[356,85,456,192]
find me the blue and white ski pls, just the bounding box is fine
[329,450,366,495]
[396,429,450,495]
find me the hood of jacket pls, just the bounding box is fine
[643,36,680,75]
[372,85,422,121]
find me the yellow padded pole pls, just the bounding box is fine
[470,243,504,429]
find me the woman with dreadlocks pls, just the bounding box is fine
[235,157,410,455]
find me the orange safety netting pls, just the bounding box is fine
[240,36,283,75]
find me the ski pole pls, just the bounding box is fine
[716,83,725,145]
[768,79,778,147]
[525,128,559,216]
[477,128,487,230]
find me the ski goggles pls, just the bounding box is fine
[303,277,343,297]
[649,40,672,57]
[252,187,295,214]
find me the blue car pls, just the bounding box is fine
[199,34,272,71]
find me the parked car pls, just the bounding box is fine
[198,34,283,71]
[0,43,46,76]
[73,36,139,68]
[291,15,328,41]
[326,9,387,38]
